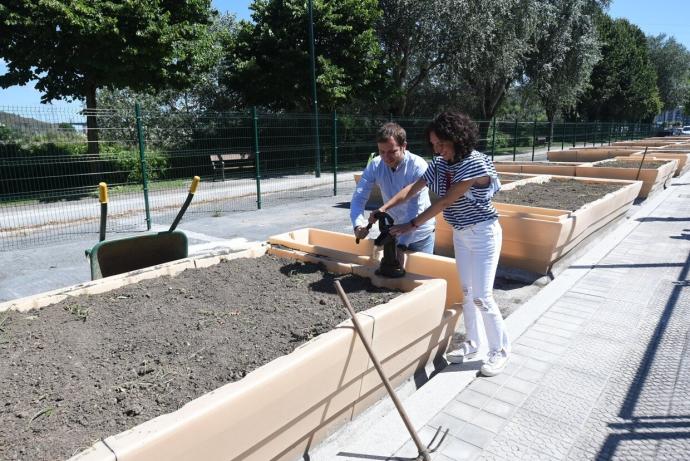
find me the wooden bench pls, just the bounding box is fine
[210,153,254,181]
[536,136,548,146]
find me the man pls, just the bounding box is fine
[350,122,435,256]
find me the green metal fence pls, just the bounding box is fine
[0,105,654,250]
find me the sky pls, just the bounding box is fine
[1,0,689,111]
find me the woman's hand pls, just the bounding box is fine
[367,209,383,225]
[390,222,414,237]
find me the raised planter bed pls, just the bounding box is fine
[434,176,642,274]
[629,151,690,177]
[546,148,642,163]
[495,160,580,176]
[612,140,683,148]
[0,244,456,461]
[575,157,677,198]
[498,172,538,184]
[268,228,465,309]
[549,147,690,176]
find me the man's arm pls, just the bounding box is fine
[350,164,377,236]
[372,177,428,222]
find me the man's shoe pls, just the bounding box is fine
[446,341,479,364]
[480,350,508,376]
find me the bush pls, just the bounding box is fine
[101,146,169,182]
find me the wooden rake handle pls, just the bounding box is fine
[334,280,439,461]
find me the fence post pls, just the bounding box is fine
[531,119,536,161]
[572,122,576,147]
[561,121,565,150]
[597,121,604,146]
[584,122,588,147]
[512,119,518,161]
[614,122,618,142]
[547,122,552,152]
[332,110,338,196]
[252,107,262,210]
[490,117,497,160]
[134,102,151,230]
[608,123,612,145]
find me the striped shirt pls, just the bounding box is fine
[423,151,500,230]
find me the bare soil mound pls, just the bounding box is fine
[0,255,400,461]
[494,178,622,211]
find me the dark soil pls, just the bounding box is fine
[0,255,400,461]
[595,159,668,168]
[494,178,623,211]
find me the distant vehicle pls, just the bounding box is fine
[682,126,690,135]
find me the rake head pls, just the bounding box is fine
[414,425,449,461]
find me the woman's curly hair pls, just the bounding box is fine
[426,111,479,161]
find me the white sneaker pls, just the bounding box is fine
[480,350,509,376]
[446,341,479,364]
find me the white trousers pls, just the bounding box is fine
[452,218,510,353]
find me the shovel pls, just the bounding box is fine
[98,182,108,242]
[170,176,200,231]
[334,280,448,461]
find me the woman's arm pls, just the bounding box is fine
[368,177,427,224]
[390,176,483,236]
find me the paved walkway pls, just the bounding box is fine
[312,171,690,460]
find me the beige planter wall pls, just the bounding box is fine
[546,148,642,163]
[630,152,690,177]
[4,244,457,461]
[568,146,690,176]
[495,161,579,176]
[612,140,678,148]
[435,176,641,274]
[498,172,541,184]
[353,172,383,208]
[575,158,677,198]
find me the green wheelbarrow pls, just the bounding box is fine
[86,177,200,280]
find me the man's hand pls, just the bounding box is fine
[354,225,370,240]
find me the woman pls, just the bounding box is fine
[372,111,510,376]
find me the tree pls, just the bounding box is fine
[442,0,540,145]
[647,34,690,112]
[0,1,220,154]
[576,16,661,122]
[525,0,601,139]
[225,0,382,112]
[374,0,468,116]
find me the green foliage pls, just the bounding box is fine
[0,0,222,154]
[526,0,602,122]
[0,124,15,142]
[647,34,690,111]
[101,146,168,182]
[225,0,382,111]
[577,16,662,122]
[491,130,512,149]
[0,1,221,102]
[451,0,541,121]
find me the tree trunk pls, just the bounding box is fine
[477,82,507,152]
[85,83,99,156]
